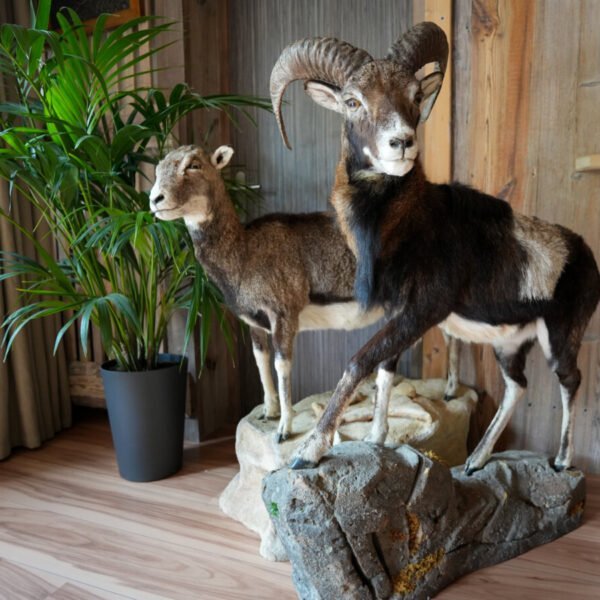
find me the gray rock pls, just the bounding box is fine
[263,442,585,599]
[221,377,476,561]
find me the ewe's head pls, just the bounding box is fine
[150,145,233,224]
[270,22,448,177]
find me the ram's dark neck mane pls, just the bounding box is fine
[343,145,422,308]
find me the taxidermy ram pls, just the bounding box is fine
[270,21,600,473]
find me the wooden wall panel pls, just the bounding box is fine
[228,0,418,414]
[454,0,600,472]
[148,0,241,439]
[417,0,453,379]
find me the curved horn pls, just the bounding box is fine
[270,37,373,149]
[387,21,449,76]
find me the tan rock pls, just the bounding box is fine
[219,377,477,561]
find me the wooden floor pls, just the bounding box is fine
[0,411,599,600]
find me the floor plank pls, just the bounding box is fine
[0,410,599,599]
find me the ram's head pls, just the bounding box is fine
[270,22,448,177]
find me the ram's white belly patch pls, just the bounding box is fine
[439,312,538,353]
[298,302,385,332]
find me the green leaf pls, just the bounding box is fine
[110,124,155,166]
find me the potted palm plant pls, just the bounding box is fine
[0,1,269,481]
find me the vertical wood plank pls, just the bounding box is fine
[183,0,231,147]
[160,0,240,439]
[454,0,539,448]
[419,0,453,380]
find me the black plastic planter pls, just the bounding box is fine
[100,354,187,482]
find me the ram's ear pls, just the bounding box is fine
[418,71,443,123]
[304,81,343,113]
[211,145,234,169]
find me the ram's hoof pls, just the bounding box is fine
[464,462,480,476]
[443,393,456,402]
[289,456,317,470]
[276,432,290,444]
[552,461,574,473]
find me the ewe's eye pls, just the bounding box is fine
[344,98,361,111]
[414,91,424,105]
[187,162,202,170]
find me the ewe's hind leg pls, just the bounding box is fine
[365,356,398,445]
[465,341,534,475]
[250,328,279,420]
[443,333,460,400]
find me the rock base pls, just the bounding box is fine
[219,377,477,560]
[263,443,585,599]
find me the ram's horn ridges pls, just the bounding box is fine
[387,21,449,76]
[270,37,373,149]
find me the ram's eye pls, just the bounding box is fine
[344,98,361,111]
[414,92,424,105]
[187,162,201,170]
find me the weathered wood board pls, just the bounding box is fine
[453,0,600,472]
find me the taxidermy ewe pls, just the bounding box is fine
[149,144,459,444]
[271,21,600,472]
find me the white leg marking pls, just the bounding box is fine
[274,356,294,442]
[536,318,554,365]
[466,368,525,472]
[444,335,459,399]
[365,368,394,444]
[252,346,279,418]
[555,384,575,469]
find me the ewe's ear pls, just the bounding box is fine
[304,81,343,113]
[211,145,234,169]
[418,71,444,123]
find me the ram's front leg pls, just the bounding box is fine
[250,328,279,420]
[272,316,298,443]
[443,332,459,401]
[364,356,398,445]
[290,314,433,469]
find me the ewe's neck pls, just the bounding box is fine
[185,188,245,268]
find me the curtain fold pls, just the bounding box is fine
[0,0,72,459]
[0,181,72,460]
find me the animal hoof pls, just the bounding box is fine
[363,434,386,445]
[276,432,290,444]
[552,461,573,473]
[443,394,456,402]
[289,456,317,470]
[464,462,479,476]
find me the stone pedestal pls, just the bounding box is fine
[263,443,585,599]
[219,377,477,560]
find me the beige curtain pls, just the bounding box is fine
[0,2,72,460]
[0,182,72,460]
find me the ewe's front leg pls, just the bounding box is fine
[443,332,459,401]
[290,315,433,469]
[250,328,279,420]
[272,316,298,443]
